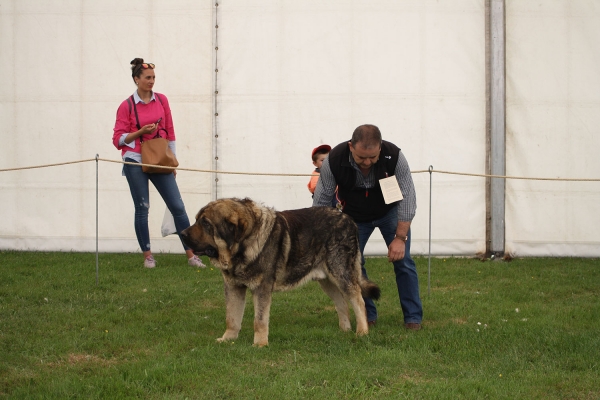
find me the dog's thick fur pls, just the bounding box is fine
[181,198,380,347]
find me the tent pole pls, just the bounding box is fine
[490,0,506,257]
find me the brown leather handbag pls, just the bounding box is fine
[128,95,178,174]
[140,131,179,174]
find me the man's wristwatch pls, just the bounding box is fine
[395,234,408,243]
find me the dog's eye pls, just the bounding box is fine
[201,219,212,230]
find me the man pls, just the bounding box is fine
[312,124,423,330]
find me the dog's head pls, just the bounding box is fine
[181,198,256,269]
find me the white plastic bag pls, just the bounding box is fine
[161,207,177,237]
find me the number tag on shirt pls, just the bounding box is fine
[380,176,403,204]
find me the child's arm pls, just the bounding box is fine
[307,171,320,194]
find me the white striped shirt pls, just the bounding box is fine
[312,150,417,222]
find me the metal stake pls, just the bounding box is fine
[428,165,433,296]
[95,154,99,286]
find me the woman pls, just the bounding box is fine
[112,58,205,269]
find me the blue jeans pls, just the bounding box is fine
[123,159,191,252]
[356,206,423,324]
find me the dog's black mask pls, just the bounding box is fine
[193,246,217,258]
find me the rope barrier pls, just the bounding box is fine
[1,157,596,286]
[430,169,600,182]
[97,158,314,177]
[0,159,97,172]
[1,157,599,182]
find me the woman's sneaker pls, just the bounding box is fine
[144,255,157,269]
[188,255,206,268]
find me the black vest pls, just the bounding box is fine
[328,140,400,222]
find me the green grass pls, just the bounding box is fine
[1,252,599,399]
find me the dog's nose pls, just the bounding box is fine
[180,228,189,238]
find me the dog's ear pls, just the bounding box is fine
[216,212,246,248]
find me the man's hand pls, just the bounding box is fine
[388,237,406,262]
[388,221,411,262]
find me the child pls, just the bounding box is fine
[308,144,331,195]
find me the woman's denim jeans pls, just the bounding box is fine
[356,206,423,324]
[123,159,191,252]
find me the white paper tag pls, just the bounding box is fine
[380,176,403,204]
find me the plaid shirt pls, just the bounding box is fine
[312,150,416,222]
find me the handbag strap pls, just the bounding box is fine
[128,95,142,131]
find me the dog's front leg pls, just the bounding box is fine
[218,282,247,343]
[251,286,272,347]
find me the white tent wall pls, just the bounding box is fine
[215,0,486,256]
[0,0,214,253]
[1,1,598,257]
[505,1,600,257]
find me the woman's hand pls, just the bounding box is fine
[124,123,158,144]
[138,123,158,136]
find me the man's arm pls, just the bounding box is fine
[388,220,411,262]
[388,151,417,262]
[312,157,337,207]
[395,150,417,222]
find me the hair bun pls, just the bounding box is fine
[130,58,144,66]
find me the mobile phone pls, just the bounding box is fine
[156,117,162,124]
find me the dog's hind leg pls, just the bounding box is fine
[218,282,247,343]
[318,279,351,331]
[348,290,369,336]
[252,286,272,347]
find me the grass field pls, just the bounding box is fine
[1,251,599,399]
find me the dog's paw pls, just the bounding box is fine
[252,341,269,348]
[339,322,352,332]
[356,328,369,336]
[217,330,239,343]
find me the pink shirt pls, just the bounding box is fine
[112,92,176,159]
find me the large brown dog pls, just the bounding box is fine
[181,198,380,347]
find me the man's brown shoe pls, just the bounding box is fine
[368,320,377,327]
[404,322,421,331]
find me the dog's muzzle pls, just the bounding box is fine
[196,246,218,258]
[188,244,218,258]
[180,229,218,258]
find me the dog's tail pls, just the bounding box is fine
[360,278,381,300]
